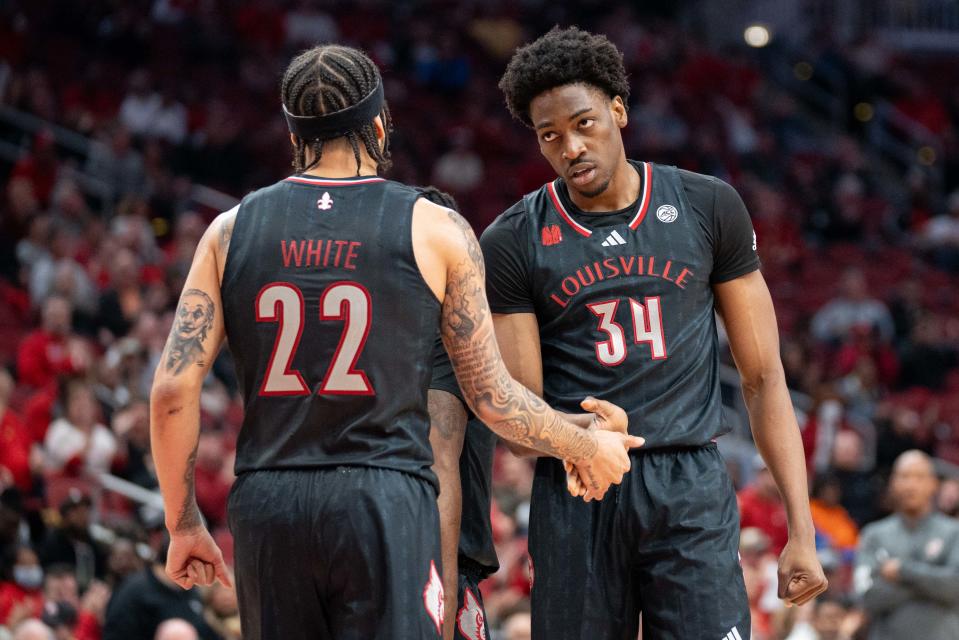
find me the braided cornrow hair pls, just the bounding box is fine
[280,45,393,174]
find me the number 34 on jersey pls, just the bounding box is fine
[587,296,667,366]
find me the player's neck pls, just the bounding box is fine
[566,157,640,213]
[301,143,379,179]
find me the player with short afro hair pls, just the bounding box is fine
[498,26,630,127]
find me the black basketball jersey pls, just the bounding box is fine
[481,162,760,448]
[222,174,441,488]
[429,337,499,577]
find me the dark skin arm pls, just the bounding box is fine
[428,389,467,640]
[714,270,827,606]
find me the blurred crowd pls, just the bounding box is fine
[1,1,958,639]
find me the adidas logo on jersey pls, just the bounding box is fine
[722,627,744,640]
[601,230,627,247]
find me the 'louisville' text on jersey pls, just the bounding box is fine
[549,254,694,308]
[280,239,362,270]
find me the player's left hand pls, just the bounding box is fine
[167,526,234,590]
[581,396,628,434]
[777,538,827,607]
[565,396,631,499]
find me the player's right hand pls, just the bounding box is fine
[573,430,644,501]
[166,526,234,590]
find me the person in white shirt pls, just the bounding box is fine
[45,379,117,477]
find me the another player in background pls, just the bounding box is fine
[419,186,628,640]
[486,27,827,638]
[149,44,641,640]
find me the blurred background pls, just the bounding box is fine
[1,1,958,639]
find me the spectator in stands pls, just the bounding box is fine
[154,619,198,640]
[104,539,141,589]
[739,527,780,640]
[937,476,959,517]
[0,546,44,627]
[40,567,77,614]
[920,189,959,272]
[830,430,880,527]
[10,131,58,209]
[101,541,221,640]
[43,378,117,478]
[811,269,894,344]
[501,610,531,640]
[85,125,146,202]
[10,619,54,640]
[783,595,862,640]
[856,450,959,640]
[896,314,958,390]
[27,228,97,316]
[16,297,90,389]
[39,494,106,589]
[0,369,36,493]
[119,71,160,140]
[737,456,789,555]
[809,473,859,556]
[96,248,143,340]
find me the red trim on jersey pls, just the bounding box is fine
[318,281,375,396]
[255,282,310,397]
[628,162,653,230]
[546,181,592,237]
[285,176,385,186]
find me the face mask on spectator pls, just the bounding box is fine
[14,564,44,589]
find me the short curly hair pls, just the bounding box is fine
[498,26,630,127]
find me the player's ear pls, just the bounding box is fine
[372,116,386,149]
[610,96,627,129]
[289,133,298,148]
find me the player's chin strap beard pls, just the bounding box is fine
[282,80,385,142]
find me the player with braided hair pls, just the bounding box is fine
[151,43,640,640]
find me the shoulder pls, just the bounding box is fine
[860,515,897,539]
[677,169,743,210]
[480,198,531,243]
[932,512,959,533]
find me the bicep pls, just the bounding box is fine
[492,312,542,396]
[713,270,781,385]
[156,227,226,387]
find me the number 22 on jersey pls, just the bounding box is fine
[587,296,667,366]
[255,281,374,396]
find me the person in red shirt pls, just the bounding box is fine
[0,545,45,626]
[10,130,59,208]
[16,295,90,389]
[0,368,35,492]
[738,455,790,555]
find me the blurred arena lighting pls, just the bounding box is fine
[918,146,937,166]
[793,61,813,81]
[854,102,875,122]
[744,24,771,48]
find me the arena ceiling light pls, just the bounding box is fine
[744,24,771,48]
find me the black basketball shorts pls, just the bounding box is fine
[454,560,492,640]
[528,443,750,640]
[228,466,444,640]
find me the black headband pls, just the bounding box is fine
[283,80,384,141]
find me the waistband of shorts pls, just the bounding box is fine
[631,441,717,455]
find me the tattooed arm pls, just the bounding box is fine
[150,210,235,590]
[412,199,643,499]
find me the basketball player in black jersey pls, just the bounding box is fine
[482,28,828,639]
[149,45,643,640]
[419,186,628,640]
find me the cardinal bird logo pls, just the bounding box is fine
[422,560,444,634]
[456,588,488,640]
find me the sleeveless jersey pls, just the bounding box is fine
[480,162,760,448]
[222,174,441,488]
